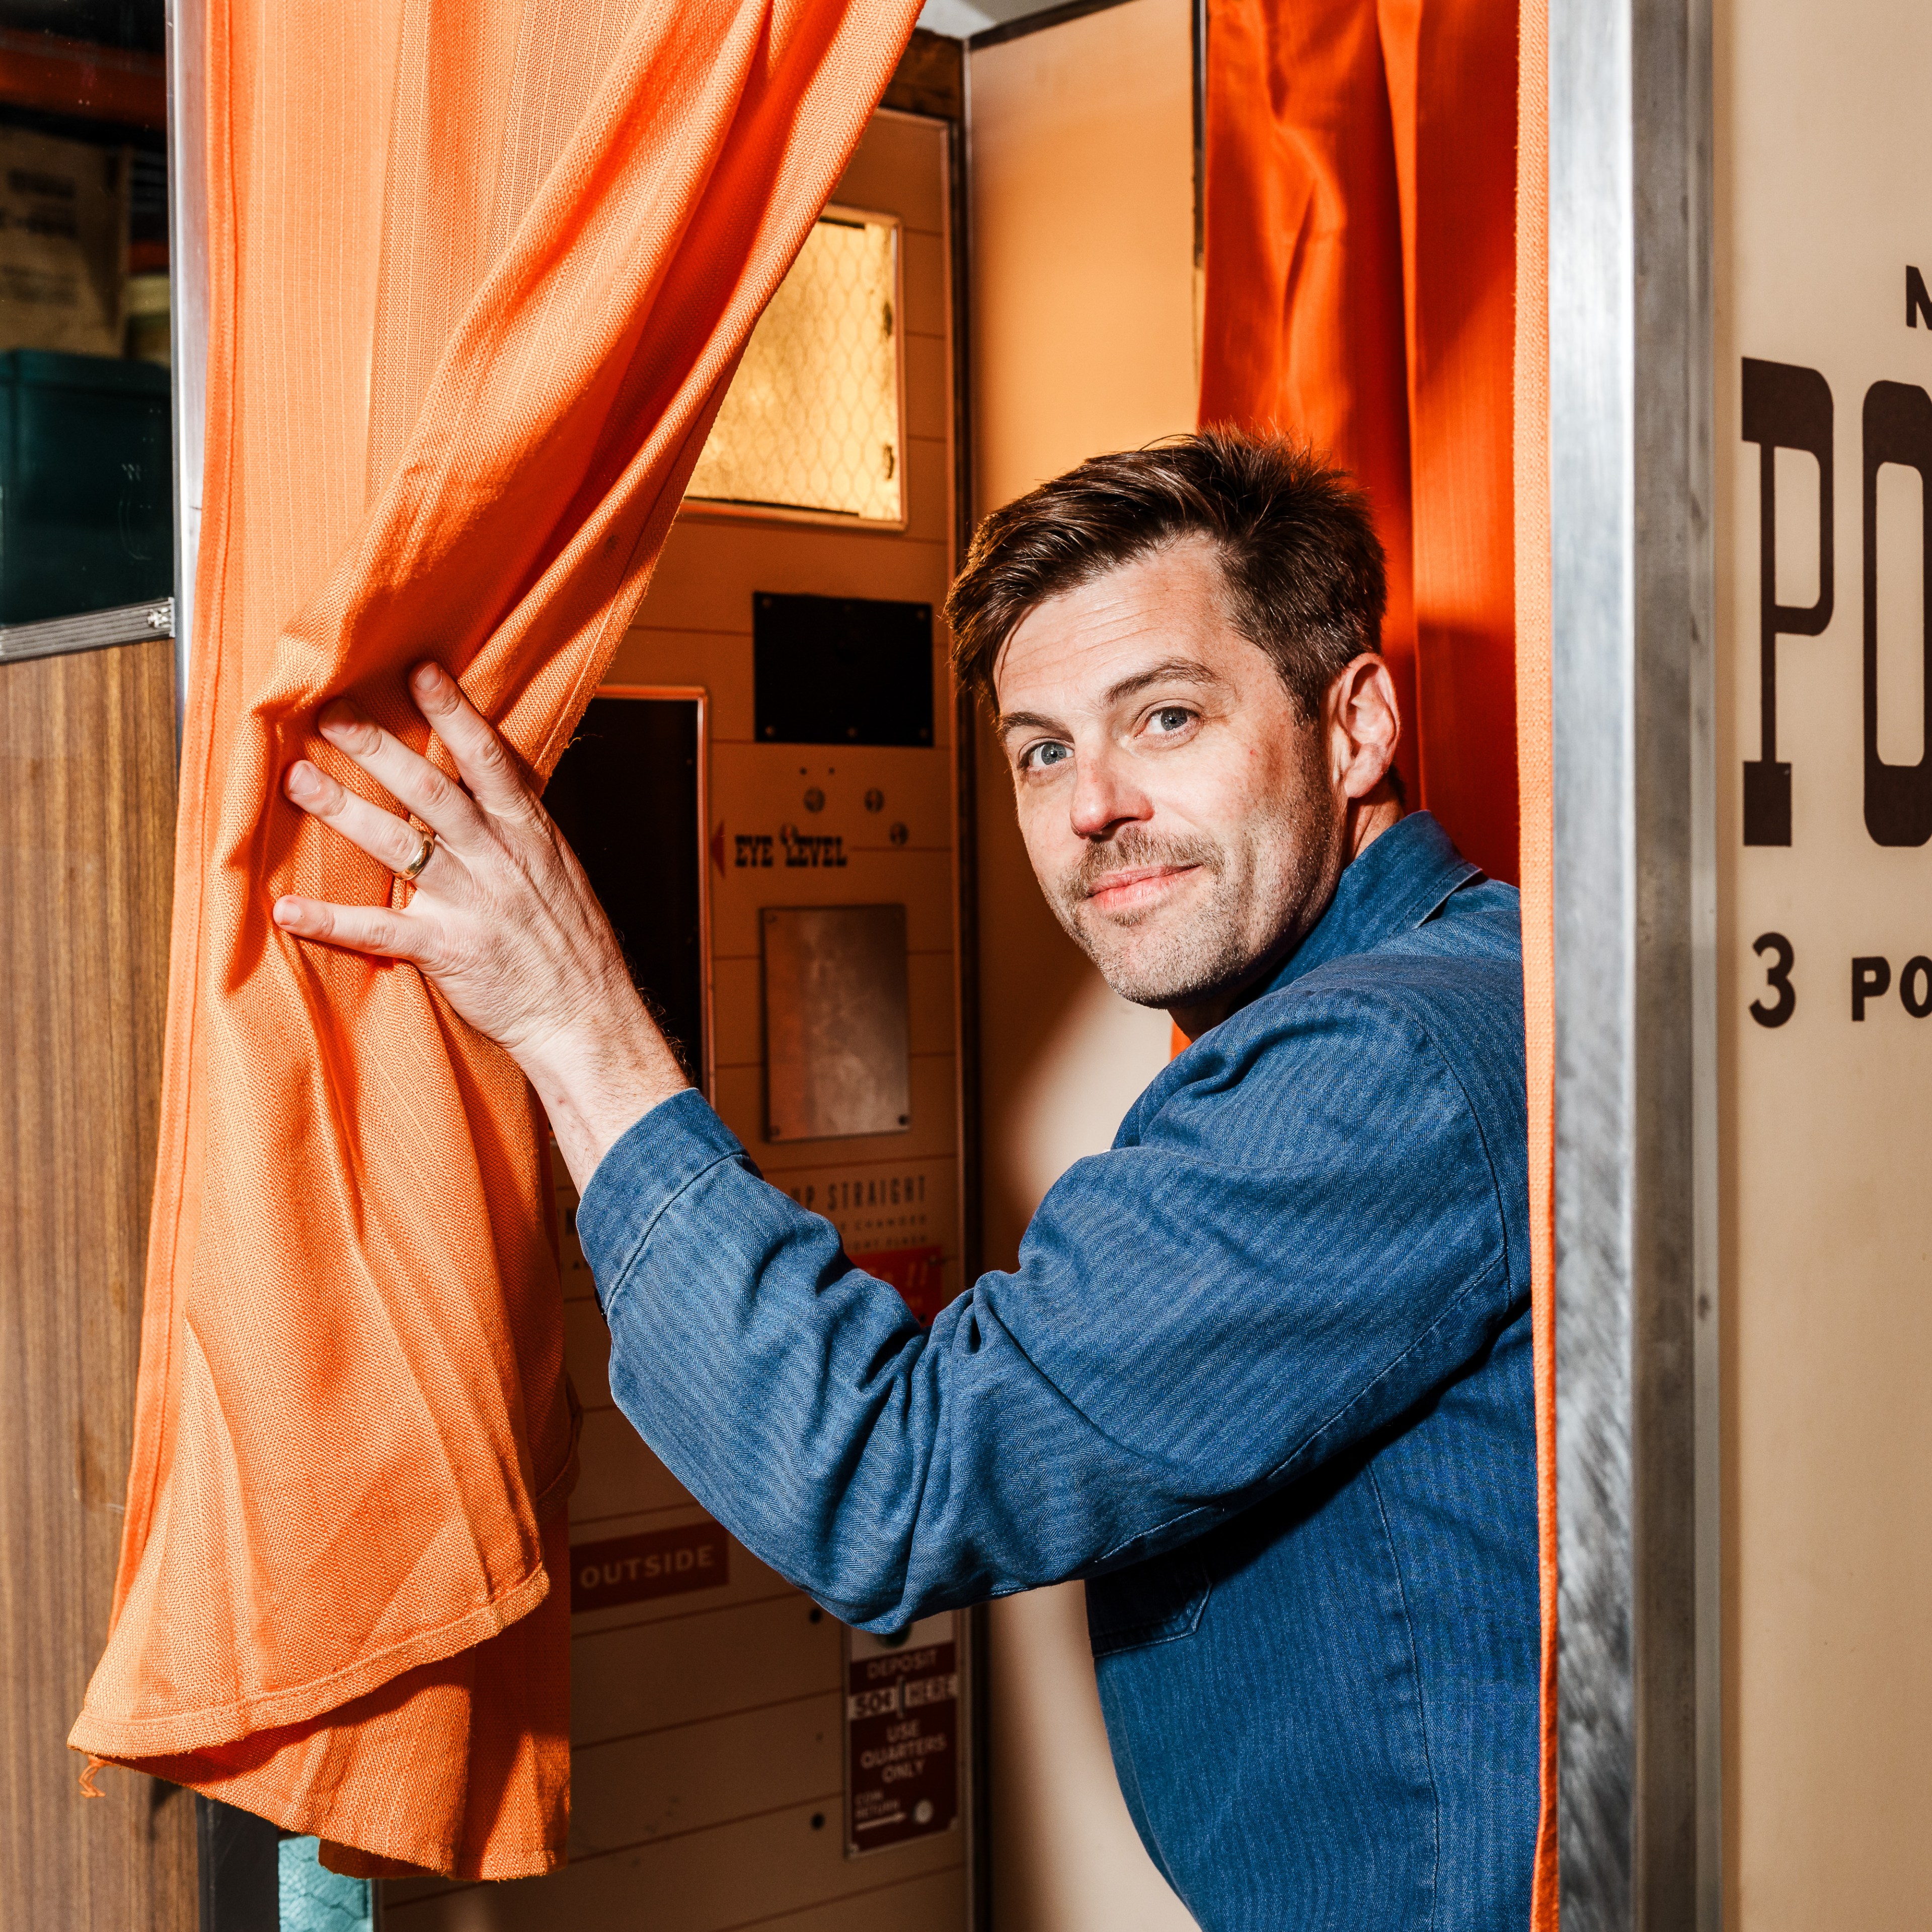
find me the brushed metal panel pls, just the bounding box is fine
[1549,0,1716,1922]
[762,904,912,1142]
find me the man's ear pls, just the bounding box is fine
[1329,654,1401,800]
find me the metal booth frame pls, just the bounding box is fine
[1548,0,1721,1925]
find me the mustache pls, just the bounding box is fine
[1065,830,1223,903]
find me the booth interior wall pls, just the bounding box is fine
[965,5,1201,1929]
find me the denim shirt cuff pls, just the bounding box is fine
[576,1087,746,1312]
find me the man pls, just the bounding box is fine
[274,433,1536,1929]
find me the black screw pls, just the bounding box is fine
[810,1813,826,1831]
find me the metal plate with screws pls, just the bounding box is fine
[761,903,911,1142]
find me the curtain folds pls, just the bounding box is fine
[1201,2,1557,1923]
[1199,0,1520,887]
[69,0,919,1878]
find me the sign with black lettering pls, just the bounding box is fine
[569,1521,729,1613]
[843,1614,959,1856]
[734,826,852,869]
[1719,4,1932,1913]
[1740,357,1932,848]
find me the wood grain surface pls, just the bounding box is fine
[0,637,196,1927]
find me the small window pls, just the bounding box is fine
[685,208,903,525]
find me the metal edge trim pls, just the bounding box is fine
[0,598,175,664]
[167,0,209,752]
[1548,0,1716,1921]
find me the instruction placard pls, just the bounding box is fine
[843,1612,959,1856]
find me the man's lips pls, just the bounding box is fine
[1081,864,1201,913]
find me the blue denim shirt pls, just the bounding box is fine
[579,811,1537,1930]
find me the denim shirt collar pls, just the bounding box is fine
[1264,810,1482,997]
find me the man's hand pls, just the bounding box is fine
[272,660,688,1189]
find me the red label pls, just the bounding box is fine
[569,1521,729,1613]
[844,1630,959,1854]
[863,1243,949,1324]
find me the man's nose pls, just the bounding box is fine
[1068,745,1150,841]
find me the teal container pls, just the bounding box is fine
[277,1836,372,1932]
[0,349,171,625]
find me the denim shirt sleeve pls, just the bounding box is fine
[576,981,1520,1631]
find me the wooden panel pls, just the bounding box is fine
[712,752,955,842]
[903,329,953,442]
[712,1052,958,1170]
[0,638,197,1929]
[569,1691,840,1853]
[571,1408,694,1520]
[606,626,754,738]
[563,1297,613,1398]
[572,1595,838,1747]
[899,234,951,350]
[640,527,952,634]
[877,42,961,142]
[384,1799,962,1931]
[751,1866,967,1932]
[836,109,948,238]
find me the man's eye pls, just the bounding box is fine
[1148,707,1193,735]
[1023,741,1071,771]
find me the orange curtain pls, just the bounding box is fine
[68,0,919,1879]
[1199,0,1520,886]
[1512,0,1557,1920]
[1203,3,1557,1922]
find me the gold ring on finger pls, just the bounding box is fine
[398,826,436,882]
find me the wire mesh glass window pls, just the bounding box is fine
[685,208,903,524]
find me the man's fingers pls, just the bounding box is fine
[408,662,538,821]
[271,892,434,962]
[285,760,451,884]
[316,698,486,852]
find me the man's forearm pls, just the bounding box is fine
[575,1091,1196,1627]
[520,999,687,1194]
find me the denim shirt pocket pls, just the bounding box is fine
[1086,1543,1213,1656]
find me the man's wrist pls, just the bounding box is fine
[520,997,688,1193]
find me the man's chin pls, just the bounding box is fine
[1081,932,1238,1011]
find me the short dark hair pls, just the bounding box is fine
[945,430,1387,718]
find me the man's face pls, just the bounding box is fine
[992,538,1353,1012]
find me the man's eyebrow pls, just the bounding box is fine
[995,660,1228,737]
[1100,658,1228,706]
